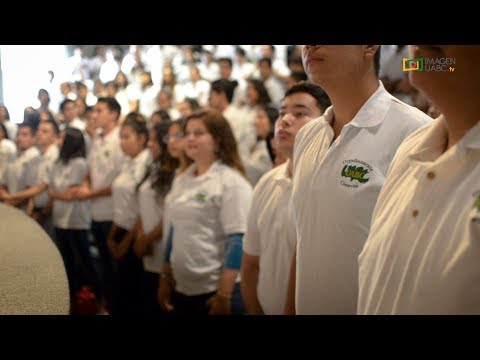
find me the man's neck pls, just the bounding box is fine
[438,101,480,151]
[326,77,379,139]
[102,123,116,136]
[40,143,53,155]
[286,155,293,178]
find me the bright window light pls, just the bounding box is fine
[0,45,69,123]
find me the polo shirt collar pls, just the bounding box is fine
[409,116,480,163]
[273,160,292,183]
[349,81,391,129]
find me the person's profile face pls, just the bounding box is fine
[408,45,480,104]
[302,45,365,86]
[276,92,323,156]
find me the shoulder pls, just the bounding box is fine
[70,157,88,171]
[255,163,286,190]
[296,116,326,145]
[393,119,436,162]
[387,97,432,128]
[218,164,252,191]
[293,115,330,165]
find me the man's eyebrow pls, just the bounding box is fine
[280,104,310,111]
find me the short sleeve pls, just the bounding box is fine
[69,158,88,185]
[24,157,40,187]
[113,143,127,175]
[45,164,55,186]
[243,185,261,256]
[220,173,253,235]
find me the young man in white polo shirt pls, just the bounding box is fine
[0,120,59,242]
[74,97,126,311]
[285,45,431,315]
[0,123,40,209]
[241,82,330,315]
[358,46,480,314]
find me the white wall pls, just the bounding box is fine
[0,45,68,123]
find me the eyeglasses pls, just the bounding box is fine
[162,132,184,144]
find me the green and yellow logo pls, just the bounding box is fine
[473,193,480,212]
[403,57,424,72]
[195,192,207,202]
[403,57,455,72]
[341,165,370,183]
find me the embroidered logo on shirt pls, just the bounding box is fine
[340,159,373,188]
[472,191,480,223]
[473,192,480,211]
[195,192,207,202]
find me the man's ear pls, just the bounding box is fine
[364,45,380,57]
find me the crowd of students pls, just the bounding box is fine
[1,45,478,315]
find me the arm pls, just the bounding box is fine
[284,249,296,315]
[0,185,21,206]
[2,183,48,201]
[26,198,35,217]
[115,226,135,260]
[41,198,53,216]
[207,233,243,315]
[241,252,264,315]
[241,181,262,314]
[134,217,163,258]
[1,184,27,207]
[107,222,118,258]
[158,224,175,312]
[82,186,112,199]
[132,216,145,257]
[3,198,26,207]
[48,186,79,202]
[144,221,163,249]
[75,173,113,200]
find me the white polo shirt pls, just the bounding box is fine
[1,146,40,194]
[244,140,273,186]
[88,126,126,222]
[223,104,257,163]
[48,157,90,230]
[26,144,59,208]
[68,117,86,132]
[168,161,252,296]
[162,170,186,251]
[2,121,17,141]
[291,82,431,314]
[112,148,150,230]
[138,168,165,274]
[358,117,480,314]
[0,138,16,182]
[243,161,295,314]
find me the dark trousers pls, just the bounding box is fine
[33,207,56,246]
[110,226,146,316]
[54,228,102,303]
[172,282,245,315]
[144,271,164,316]
[91,220,115,307]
